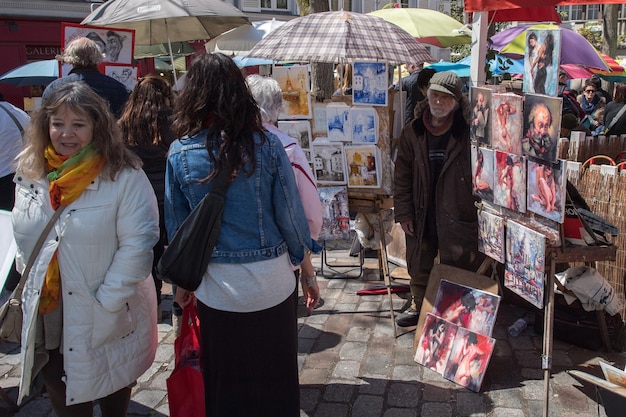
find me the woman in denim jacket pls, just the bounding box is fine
[165,53,321,417]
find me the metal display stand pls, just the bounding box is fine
[541,244,617,417]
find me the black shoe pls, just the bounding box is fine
[396,308,419,327]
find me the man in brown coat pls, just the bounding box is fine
[393,72,484,327]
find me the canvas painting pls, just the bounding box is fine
[523,29,561,96]
[471,145,494,202]
[494,150,526,213]
[478,210,505,264]
[415,314,458,375]
[326,102,352,142]
[312,103,329,135]
[470,87,492,145]
[63,23,135,65]
[505,219,546,309]
[273,65,312,120]
[344,145,381,188]
[105,66,137,91]
[527,157,566,223]
[490,93,523,155]
[432,280,501,337]
[317,186,351,241]
[352,62,388,106]
[311,142,347,185]
[442,327,496,392]
[277,120,312,149]
[351,107,379,144]
[522,94,562,162]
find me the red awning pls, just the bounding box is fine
[489,7,560,23]
[465,0,625,13]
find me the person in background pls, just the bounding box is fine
[246,74,323,313]
[0,92,30,293]
[43,37,129,118]
[400,62,424,125]
[393,72,484,327]
[590,107,606,137]
[165,53,321,417]
[12,81,159,416]
[333,63,353,96]
[590,74,612,103]
[577,78,606,130]
[603,82,626,136]
[119,74,175,325]
[559,112,591,138]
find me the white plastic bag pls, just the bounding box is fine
[557,266,624,316]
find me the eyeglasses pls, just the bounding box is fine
[584,89,597,93]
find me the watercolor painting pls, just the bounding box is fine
[317,186,351,241]
[471,145,494,202]
[311,142,347,185]
[523,29,561,96]
[494,150,526,213]
[352,62,388,106]
[277,120,312,150]
[527,157,566,223]
[273,65,312,119]
[505,219,546,309]
[344,144,381,188]
[326,102,352,142]
[443,327,496,392]
[478,210,505,264]
[350,106,378,144]
[490,93,523,155]
[522,93,562,162]
[470,87,492,145]
[433,280,501,337]
[415,314,457,375]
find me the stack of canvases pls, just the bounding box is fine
[568,167,626,320]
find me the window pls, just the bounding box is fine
[261,0,288,10]
[570,5,583,21]
[586,5,599,20]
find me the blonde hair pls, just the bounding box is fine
[63,37,103,68]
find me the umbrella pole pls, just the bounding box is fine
[164,19,178,85]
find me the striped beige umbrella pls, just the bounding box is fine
[246,11,433,66]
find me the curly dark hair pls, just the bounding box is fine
[172,53,264,180]
[119,74,174,147]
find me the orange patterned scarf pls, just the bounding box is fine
[40,142,105,314]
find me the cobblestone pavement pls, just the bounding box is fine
[0,244,623,417]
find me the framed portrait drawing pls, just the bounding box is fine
[523,29,561,96]
[105,66,137,91]
[350,106,378,144]
[522,94,562,162]
[352,62,388,106]
[344,144,381,188]
[273,65,312,120]
[326,102,352,142]
[277,120,312,150]
[62,23,135,66]
[311,142,347,185]
[470,87,492,146]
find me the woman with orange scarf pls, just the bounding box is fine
[11,81,159,416]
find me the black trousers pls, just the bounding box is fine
[41,348,131,417]
[198,292,300,417]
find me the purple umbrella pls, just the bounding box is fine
[490,24,609,71]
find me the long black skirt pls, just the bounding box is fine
[197,291,300,417]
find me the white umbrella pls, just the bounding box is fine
[205,19,287,56]
[82,0,250,82]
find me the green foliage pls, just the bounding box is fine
[578,25,602,49]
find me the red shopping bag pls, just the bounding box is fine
[167,302,205,417]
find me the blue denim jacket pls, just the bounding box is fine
[165,129,322,266]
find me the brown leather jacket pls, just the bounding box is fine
[393,100,484,271]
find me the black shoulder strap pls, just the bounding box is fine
[0,103,24,136]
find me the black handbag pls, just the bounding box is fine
[155,160,231,291]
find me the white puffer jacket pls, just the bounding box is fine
[12,167,159,406]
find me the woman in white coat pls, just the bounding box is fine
[12,81,159,416]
